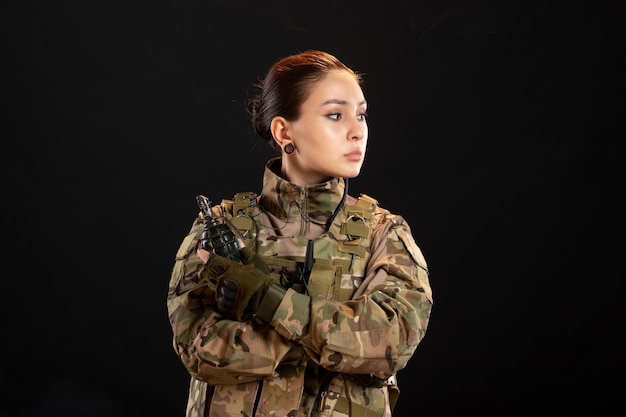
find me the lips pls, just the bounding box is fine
[345,150,363,161]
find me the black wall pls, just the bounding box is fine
[3,1,622,416]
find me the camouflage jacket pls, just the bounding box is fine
[167,158,433,417]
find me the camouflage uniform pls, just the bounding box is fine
[167,157,433,417]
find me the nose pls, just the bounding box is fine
[349,117,367,141]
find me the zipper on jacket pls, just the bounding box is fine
[299,187,308,237]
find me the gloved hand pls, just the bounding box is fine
[206,254,285,322]
[238,245,270,274]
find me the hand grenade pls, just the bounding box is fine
[196,195,240,262]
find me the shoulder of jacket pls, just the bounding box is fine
[377,213,428,271]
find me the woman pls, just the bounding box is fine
[167,50,433,417]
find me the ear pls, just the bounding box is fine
[270,116,291,149]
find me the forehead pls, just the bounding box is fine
[306,70,365,104]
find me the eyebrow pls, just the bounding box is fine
[321,99,367,106]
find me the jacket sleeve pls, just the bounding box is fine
[166,218,297,385]
[270,213,434,380]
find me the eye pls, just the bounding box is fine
[357,112,368,121]
[326,113,342,120]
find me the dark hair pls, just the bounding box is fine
[246,50,362,149]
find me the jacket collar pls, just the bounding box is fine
[260,157,346,227]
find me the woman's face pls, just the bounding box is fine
[282,69,368,186]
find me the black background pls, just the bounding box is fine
[2,1,623,416]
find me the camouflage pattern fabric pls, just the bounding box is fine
[167,157,433,416]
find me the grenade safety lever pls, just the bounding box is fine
[196,195,240,262]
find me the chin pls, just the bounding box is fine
[343,168,362,179]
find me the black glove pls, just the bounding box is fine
[207,254,285,322]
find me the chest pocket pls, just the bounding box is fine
[260,256,355,302]
[307,263,337,299]
[307,258,354,301]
